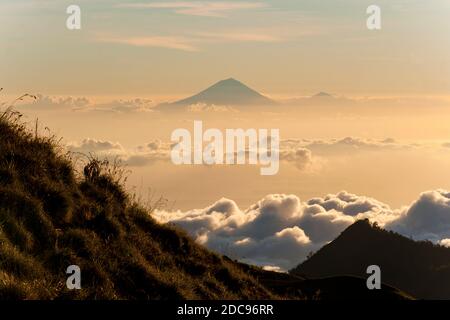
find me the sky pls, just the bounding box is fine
[3,0,450,270]
[1,0,450,97]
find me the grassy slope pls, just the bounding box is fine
[0,109,279,300]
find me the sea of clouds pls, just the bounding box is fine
[153,190,450,271]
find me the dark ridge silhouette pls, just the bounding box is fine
[237,261,411,300]
[291,219,450,299]
[157,78,276,110]
[312,92,333,98]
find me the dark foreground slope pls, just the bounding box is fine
[292,219,450,299]
[0,109,278,300]
[237,262,411,300]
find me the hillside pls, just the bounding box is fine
[0,108,279,300]
[291,219,450,299]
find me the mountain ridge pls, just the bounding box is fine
[291,219,450,299]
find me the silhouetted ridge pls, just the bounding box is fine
[312,92,333,98]
[292,219,450,299]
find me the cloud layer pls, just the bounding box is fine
[153,190,450,271]
[67,138,318,171]
[67,139,171,166]
[16,95,155,113]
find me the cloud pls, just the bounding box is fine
[15,94,90,110]
[97,36,199,52]
[15,95,155,113]
[67,138,124,155]
[280,147,314,170]
[153,192,402,270]
[155,189,450,271]
[117,1,268,17]
[440,239,450,247]
[66,139,171,166]
[96,29,283,52]
[186,103,238,112]
[193,31,281,43]
[386,190,450,242]
[282,137,416,156]
[67,137,317,172]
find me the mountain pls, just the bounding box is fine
[291,219,450,299]
[282,91,355,106]
[157,78,276,109]
[312,92,334,98]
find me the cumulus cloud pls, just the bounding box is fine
[154,189,450,271]
[386,190,450,242]
[80,98,155,113]
[153,192,402,270]
[66,139,171,166]
[439,239,450,247]
[280,147,314,171]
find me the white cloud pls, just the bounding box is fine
[439,239,450,247]
[386,190,450,242]
[153,192,399,270]
[154,189,450,271]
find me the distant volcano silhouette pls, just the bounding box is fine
[312,92,333,98]
[160,78,276,108]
